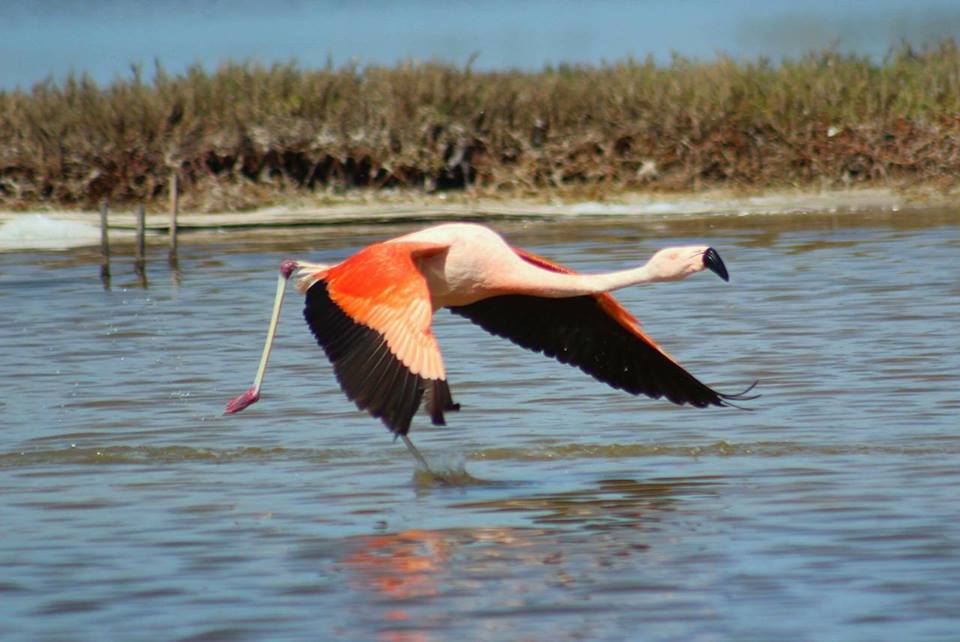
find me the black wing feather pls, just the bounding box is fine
[449,294,743,408]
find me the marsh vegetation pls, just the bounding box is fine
[3,42,960,211]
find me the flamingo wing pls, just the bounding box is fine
[448,247,741,408]
[304,241,459,435]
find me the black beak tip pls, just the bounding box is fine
[703,247,729,282]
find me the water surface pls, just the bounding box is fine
[1,208,959,641]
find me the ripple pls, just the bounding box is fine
[0,445,345,468]
[4,438,960,470]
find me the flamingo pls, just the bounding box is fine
[224,222,754,469]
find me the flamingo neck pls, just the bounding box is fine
[509,263,659,298]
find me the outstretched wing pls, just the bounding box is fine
[449,247,746,408]
[304,241,459,435]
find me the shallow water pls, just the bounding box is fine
[2,208,959,641]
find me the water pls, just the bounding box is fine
[1,208,959,641]
[4,0,960,89]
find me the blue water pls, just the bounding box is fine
[3,0,960,89]
[1,209,959,641]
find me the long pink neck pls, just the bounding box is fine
[506,262,659,298]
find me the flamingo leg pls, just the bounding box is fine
[224,262,296,414]
[251,273,288,389]
[399,434,433,472]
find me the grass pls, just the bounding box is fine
[3,42,960,211]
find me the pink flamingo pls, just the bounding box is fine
[225,223,753,468]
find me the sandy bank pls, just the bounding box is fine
[0,187,951,251]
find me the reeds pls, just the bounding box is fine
[3,42,960,211]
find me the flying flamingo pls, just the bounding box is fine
[225,222,754,469]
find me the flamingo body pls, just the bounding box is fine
[255,223,752,436]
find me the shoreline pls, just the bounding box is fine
[0,186,955,251]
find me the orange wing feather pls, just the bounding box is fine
[303,241,459,435]
[324,242,448,380]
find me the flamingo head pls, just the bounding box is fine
[647,245,729,282]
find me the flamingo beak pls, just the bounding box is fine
[702,247,729,281]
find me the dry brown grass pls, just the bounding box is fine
[3,42,960,211]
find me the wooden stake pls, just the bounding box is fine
[168,172,179,258]
[99,199,111,288]
[135,203,146,271]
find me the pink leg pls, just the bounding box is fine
[224,260,298,414]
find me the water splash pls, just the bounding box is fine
[410,450,498,487]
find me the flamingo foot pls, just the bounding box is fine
[224,387,260,414]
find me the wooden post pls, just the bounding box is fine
[168,172,179,259]
[135,203,146,271]
[99,199,111,288]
